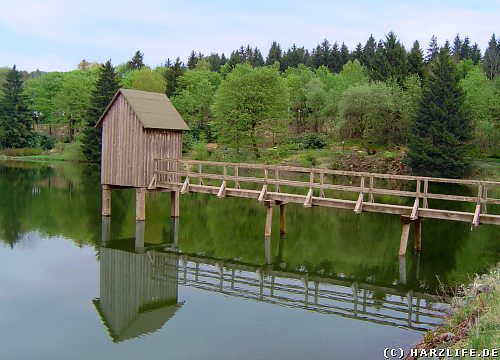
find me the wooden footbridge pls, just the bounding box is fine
[97,89,499,257]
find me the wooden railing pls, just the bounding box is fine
[150,159,500,226]
[176,254,446,331]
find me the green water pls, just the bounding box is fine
[0,160,498,360]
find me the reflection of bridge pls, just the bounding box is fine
[94,218,447,341]
[178,254,445,331]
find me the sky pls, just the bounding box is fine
[1,0,498,72]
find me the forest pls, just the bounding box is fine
[0,32,499,178]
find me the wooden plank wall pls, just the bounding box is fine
[101,95,145,187]
[145,130,181,184]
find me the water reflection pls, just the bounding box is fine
[94,219,448,342]
[95,220,182,342]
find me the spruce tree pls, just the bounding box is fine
[0,65,33,148]
[483,34,500,80]
[81,60,120,163]
[265,41,283,66]
[407,49,473,178]
[426,35,439,62]
[408,40,425,78]
[127,50,145,70]
[165,57,185,97]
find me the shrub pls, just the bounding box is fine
[288,132,328,150]
[26,132,56,150]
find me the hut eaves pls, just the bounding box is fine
[95,89,189,131]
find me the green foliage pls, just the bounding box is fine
[81,60,121,163]
[126,50,145,71]
[0,147,43,156]
[27,132,55,150]
[0,66,33,148]
[171,67,221,141]
[24,72,64,127]
[338,82,411,146]
[212,64,289,159]
[52,70,96,139]
[460,66,500,156]
[122,68,165,93]
[288,132,328,149]
[407,50,473,178]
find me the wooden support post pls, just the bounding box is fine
[414,219,422,251]
[171,190,180,217]
[472,204,481,227]
[275,169,280,193]
[399,255,407,285]
[320,172,325,198]
[399,217,411,256]
[171,218,179,246]
[235,166,240,189]
[423,179,429,208]
[135,187,146,221]
[369,177,374,203]
[352,282,358,317]
[304,189,313,208]
[354,193,363,214]
[102,185,111,216]
[279,203,287,234]
[181,177,190,194]
[135,220,145,250]
[265,236,271,264]
[258,184,268,202]
[265,203,273,238]
[217,181,226,198]
[410,198,419,220]
[482,186,488,214]
[198,163,203,185]
[101,216,110,245]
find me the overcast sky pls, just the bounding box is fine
[1,0,498,72]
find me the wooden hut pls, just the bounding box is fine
[96,89,189,220]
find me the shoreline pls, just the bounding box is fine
[407,263,500,359]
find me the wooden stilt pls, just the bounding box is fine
[265,236,271,264]
[101,216,110,245]
[399,218,411,256]
[135,220,145,250]
[102,185,111,216]
[279,203,287,234]
[414,219,422,251]
[265,204,273,238]
[399,255,407,285]
[171,190,180,217]
[171,218,179,246]
[135,187,146,221]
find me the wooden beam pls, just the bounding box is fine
[147,174,157,189]
[136,187,146,221]
[102,185,111,216]
[399,222,411,256]
[258,184,268,202]
[217,181,226,198]
[410,198,419,220]
[181,177,190,194]
[304,189,313,208]
[472,204,481,227]
[354,193,363,214]
[171,190,180,217]
[265,204,273,238]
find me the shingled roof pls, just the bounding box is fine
[95,88,189,130]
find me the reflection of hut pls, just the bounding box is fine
[93,245,181,342]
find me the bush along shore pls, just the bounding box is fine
[407,263,500,359]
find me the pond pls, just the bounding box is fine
[0,160,498,359]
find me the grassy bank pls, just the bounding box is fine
[1,140,499,182]
[0,142,85,162]
[408,264,500,359]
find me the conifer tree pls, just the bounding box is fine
[81,60,120,163]
[408,40,425,78]
[187,50,198,69]
[361,35,376,68]
[407,49,473,178]
[126,50,145,71]
[426,35,439,62]
[265,41,282,67]
[352,43,363,62]
[0,65,33,148]
[483,34,500,80]
[165,57,185,97]
[340,43,350,67]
